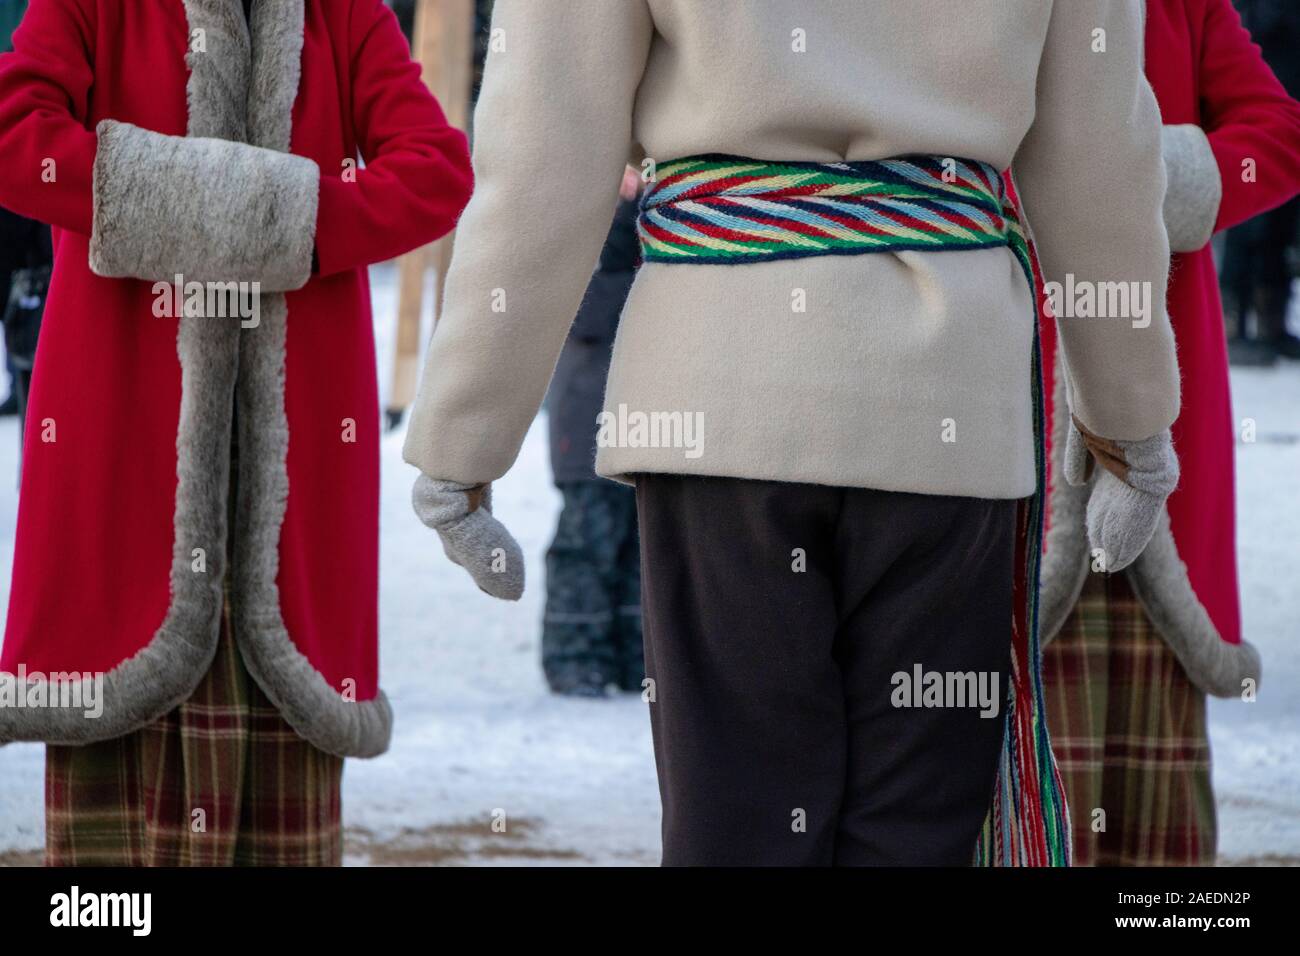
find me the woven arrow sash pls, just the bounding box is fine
[637,154,1033,277]
[637,154,1070,868]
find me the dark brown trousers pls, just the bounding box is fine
[636,475,1016,866]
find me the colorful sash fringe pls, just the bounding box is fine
[637,155,1071,867]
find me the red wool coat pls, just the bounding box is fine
[1041,0,1300,692]
[1146,0,1300,645]
[0,0,471,755]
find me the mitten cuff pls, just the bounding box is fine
[1073,417,1179,497]
[1070,415,1127,483]
[90,120,319,292]
[412,475,490,529]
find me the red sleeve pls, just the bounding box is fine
[0,0,98,235]
[314,0,474,277]
[1197,0,1300,232]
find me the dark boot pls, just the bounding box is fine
[1255,285,1300,360]
[541,482,627,696]
[1220,287,1275,366]
[1228,337,1280,367]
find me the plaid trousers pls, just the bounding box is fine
[1042,571,1216,866]
[44,601,344,867]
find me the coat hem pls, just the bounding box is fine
[1039,358,1260,698]
[0,620,219,746]
[233,625,393,759]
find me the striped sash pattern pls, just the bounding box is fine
[638,154,1033,283]
[638,154,1070,868]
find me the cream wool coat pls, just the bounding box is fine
[404,0,1178,499]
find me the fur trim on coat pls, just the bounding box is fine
[1039,357,1261,699]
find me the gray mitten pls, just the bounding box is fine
[412,475,525,601]
[1063,419,1179,572]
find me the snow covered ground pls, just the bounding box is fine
[0,264,1295,865]
[1206,364,1300,865]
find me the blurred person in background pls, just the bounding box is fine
[543,168,643,697]
[0,206,51,442]
[389,0,415,42]
[0,0,41,422]
[1040,0,1300,866]
[1219,0,1300,363]
[0,0,22,44]
[0,0,472,866]
[473,0,493,101]
[388,0,493,101]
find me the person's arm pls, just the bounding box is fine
[0,0,99,236]
[0,0,319,289]
[1014,0,1180,571]
[1163,0,1300,251]
[0,0,466,292]
[402,0,654,485]
[313,0,473,277]
[1013,0,1179,443]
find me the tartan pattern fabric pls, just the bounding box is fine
[1042,571,1216,866]
[638,155,1033,275]
[638,155,1068,866]
[44,600,344,867]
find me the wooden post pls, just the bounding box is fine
[387,0,476,429]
